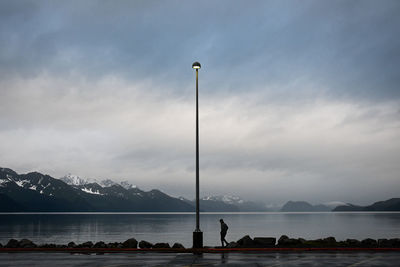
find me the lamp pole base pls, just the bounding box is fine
[193,231,203,248]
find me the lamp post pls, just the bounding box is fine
[192,61,203,248]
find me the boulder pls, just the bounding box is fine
[139,240,153,249]
[49,244,57,248]
[298,238,307,244]
[361,238,377,248]
[237,235,255,247]
[277,236,301,247]
[108,242,123,248]
[253,237,276,248]
[277,235,289,246]
[18,239,37,248]
[323,237,337,244]
[390,238,400,248]
[80,241,94,248]
[378,239,390,247]
[320,237,338,247]
[378,238,400,248]
[6,239,19,248]
[153,243,170,248]
[67,242,76,248]
[226,241,239,248]
[39,243,57,248]
[122,238,138,248]
[93,241,107,248]
[172,243,185,249]
[346,239,361,247]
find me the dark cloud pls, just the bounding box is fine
[1,0,399,100]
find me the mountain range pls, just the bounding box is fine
[280,201,332,212]
[0,167,193,212]
[333,198,400,211]
[1,167,398,212]
[0,167,267,212]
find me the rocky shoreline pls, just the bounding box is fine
[1,235,400,249]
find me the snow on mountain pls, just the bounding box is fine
[0,179,10,187]
[98,179,117,187]
[202,195,244,204]
[60,174,136,190]
[81,187,104,195]
[120,181,136,190]
[60,174,91,186]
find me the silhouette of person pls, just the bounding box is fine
[219,219,229,247]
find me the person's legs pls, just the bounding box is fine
[221,233,228,246]
[223,237,228,246]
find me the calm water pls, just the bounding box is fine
[0,212,399,247]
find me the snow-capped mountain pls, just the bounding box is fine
[120,180,136,190]
[202,195,245,205]
[60,174,90,186]
[200,195,268,211]
[0,167,193,212]
[99,179,117,187]
[60,174,136,191]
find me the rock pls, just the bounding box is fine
[298,238,307,244]
[153,243,170,248]
[278,235,289,245]
[39,243,57,248]
[378,238,400,247]
[172,242,185,249]
[323,237,337,244]
[361,238,377,248]
[122,238,138,248]
[108,242,123,248]
[346,239,361,247]
[277,236,301,247]
[80,241,93,248]
[6,239,19,248]
[237,235,255,247]
[378,239,390,247]
[18,239,37,248]
[226,241,239,248]
[253,237,276,248]
[139,240,153,249]
[336,241,348,247]
[390,238,400,248]
[319,237,338,247]
[67,242,76,248]
[93,241,107,248]
[295,238,310,248]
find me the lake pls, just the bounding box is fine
[1,212,399,247]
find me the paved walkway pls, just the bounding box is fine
[0,252,399,266]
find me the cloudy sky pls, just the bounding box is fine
[1,0,399,205]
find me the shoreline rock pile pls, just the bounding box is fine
[224,235,400,248]
[1,235,399,249]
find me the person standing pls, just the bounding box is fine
[219,219,229,247]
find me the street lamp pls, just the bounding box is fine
[192,61,203,248]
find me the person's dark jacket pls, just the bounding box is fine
[221,222,228,234]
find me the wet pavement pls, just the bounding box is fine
[0,252,399,266]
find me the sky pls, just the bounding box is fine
[0,0,399,205]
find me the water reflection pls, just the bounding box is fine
[0,212,399,247]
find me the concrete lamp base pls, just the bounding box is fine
[193,231,203,248]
